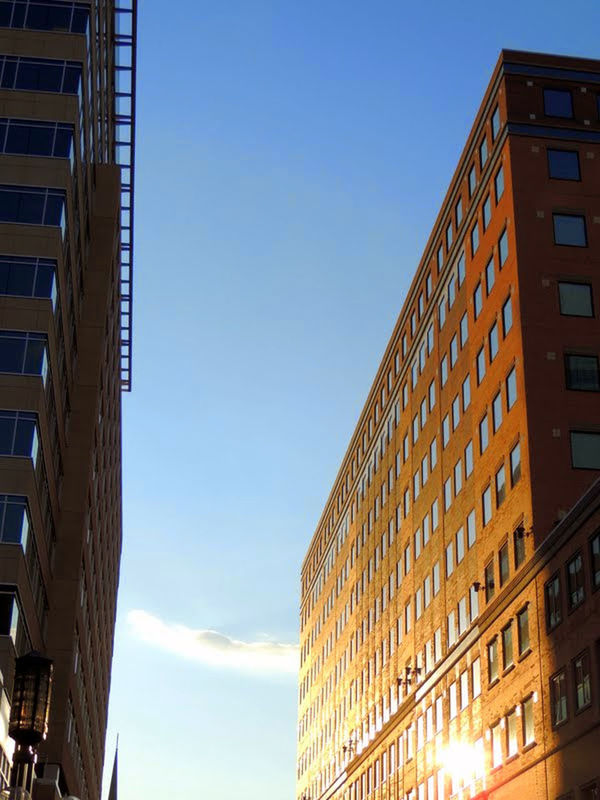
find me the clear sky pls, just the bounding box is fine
[103,2,600,798]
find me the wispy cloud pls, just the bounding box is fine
[127,610,299,674]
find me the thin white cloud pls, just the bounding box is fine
[127,609,299,674]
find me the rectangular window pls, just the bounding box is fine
[548,149,580,180]
[489,322,499,361]
[442,415,450,448]
[495,165,504,202]
[507,710,518,757]
[571,431,600,469]
[454,460,463,495]
[456,197,463,227]
[573,650,591,711]
[545,573,562,630]
[485,561,495,602]
[470,582,479,620]
[506,367,517,409]
[440,355,448,387]
[567,552,585,610]
[452,396,460,431]
[482,195,492,230]
[492,391,503,432]
[491,722,502,768]
[468,166,477,197]
[590,531,600,590]
[437,244,444,273]
[502,296,513,336]
[0,185,66,230]
[565,354,600,391]
[0,55,82,94]
[429,379,436,411]
[456,526,465,563]
[488,638,498,683]
[517,606,530,655]
[446,222,453,251]
[498,229,509,266]
[476,347,486,385]
[0,410,39,459]
[502,624,513,670]
[551,670,568,726]
[479,414,489,454]
[432,498,439,531]
[522,696,534,745]
[444,477,452,512]
[447,610,457,647]
[433,561,440,596]
[558,282,593,317]
[499,542,509,586]
[514,526,526,568]
[450,334,458,368]
[491,105,501,140]
[464,440,474,479]
[457,252,466,286]
[426,272,432,299]
[430,437,437,469]
[471,222,479,256]
[0,495,30,547]
[485,256,495,295]
[459,312,468,348]
[462,374,471,411]
[449,681,457,719]
[480,137,488,169]
[495,464,506,507]
[482,486,492,526]
[427,323,434,355]
[467,509,476,547]
[472,657,481,697]
[474,283,483,319]
[510,441,521,486]
[445,542,454,577]
[0,256,56,303]
[544,88,573,118]
[553,213,587,247]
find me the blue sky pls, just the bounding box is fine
[103,2,599,798]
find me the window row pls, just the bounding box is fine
[545,530,600,630]
[550,648,594,727]
[0,0,89,34]
[0,185,66,230]
[0,54,81,94]
[0,118,74,159]
[487,607,530,685]
[0,256,56,302]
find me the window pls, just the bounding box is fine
[0,331,48,380]
[502,624,513,670]
[573,650,591,711]
[468,166,477,197]
[551,670,568,726]
[565,354,600,391]
[571,431,600,469]
[499,542,509,586]
[472,657,481,697]
[506,710,518,757]
[558,282,593,317]
[420,398,427,428]
[426,272,432,299]
[467,509,476,547]
[498,229,509,267]
[465,441,474,478]
[553,214,587,247]
[544,88,573,118]
[413,415,419,444]
[0,54,82,93]
[437,245,444,273]
[492,391,502,432]
[0,185,66,230]
[522,696,534,745]
[459,312,468,348]
[0,118,74,159]
[452,396,460,430]
[0,410,39,459]
[485,257,495,295]
[482,486,492,526]
[433,562,440,596]
[411,312,416,335]
[444,477,452,512]
[457,252,466,286]
[517,606,529,655]
[479,414,489,454]
[482,195,492,230]
[545,573,562,630]
[440,355,448,387]
[0,592,20,646]
[480,137,488,169]
[430,437,437,469]
[502,296,513,336]
[454,459,463,495]
[485,561,495,602]
[491,105,500,140]
[548,149,580,180]
[510,441,521,486]
[476,348,486,385]
[418,293,424,318]
[491,722,502,767]
[495,464,506,507]
[447,610,457,647]
[489,323,499,361]
[470,583,479,620]
[455,197,463,227]
[495,165,504,202]
[567,552,585,610]
[442,415,450,448]
[471,222,479,256]
[456,526,465,563]
[449,682,457,719]
[446,221,453,251]
[514,526,526,569]
[474,283,483,319]
[0,495,30,547]
[488,638,498,683]
[590,531,600,590]
[450,334,458,368]
[0,256,56,303]
[506,367,517,409]
[462,375,471,411]
[445,542,454,577]
[429,379,436,411]
[432,499,439,531]
[0,2,89,33]
[427,323,434,355]
[402,334,407,357]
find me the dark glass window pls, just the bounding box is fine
[502,296,513,336]
[573,651,591,712]
[567,552,585,610]
[495,166,504,202]
[0,55,81,94]
[553,214,587,247]
[455,197,463,227]
[0,331,47,378]
[0,1,89,33]
[545,573,562,629]
[506,367,517,409]
[480,137,488,170]
[0,118,73,158]
[551,669,568,726]
[0,256,56,301]
[571,431,600,469]
[510,442,521,486]
[499,229,509,266]
[485,561,495,602]
[473,284,483,319]
[558,282,593,317]
[514,527,526,568]
[491,105,501,140]
[590,531,600,591]
[565,354,600,391]
[471,222,479,256]
[548,149,580,180]
[482,195,491,230]
[517,606,529,654]
[0,494,29,546]
[0,185,65,228]
[544,88,573,119]
[468,166,477,197]
[495,464,506,507]
[0,410,38,458]
[499,542,509,586]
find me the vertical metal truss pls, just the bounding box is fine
[113,0,136,391]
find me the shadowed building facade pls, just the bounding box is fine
[297,50,600,800]
[0,2,136,799]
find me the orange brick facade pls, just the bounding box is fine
[297,51,600,800]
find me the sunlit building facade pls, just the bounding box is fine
[0,2,136,799]
[297,50,600,800]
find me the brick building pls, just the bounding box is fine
[297,50,600,800]
[0,2,136,799]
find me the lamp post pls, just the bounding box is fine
[6,651,53,799]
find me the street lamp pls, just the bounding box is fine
[6,651,53,798]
